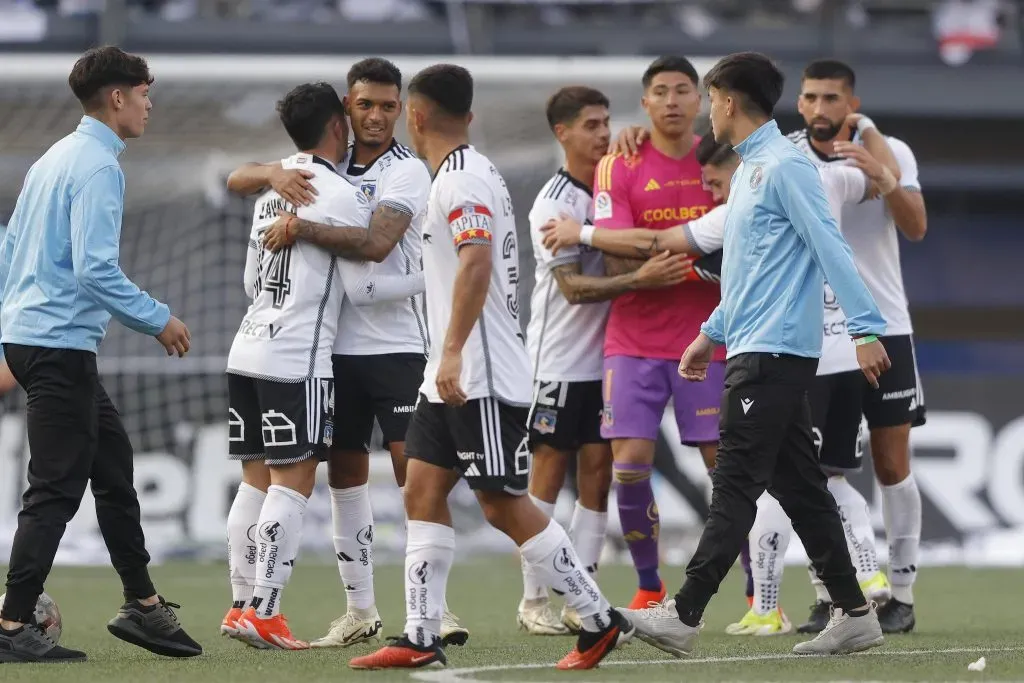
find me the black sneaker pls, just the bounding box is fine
[107,597,202,658]
[877,598,915,634]
[556,608,634,670]
[796,600,832,634]
[0,623,87,664]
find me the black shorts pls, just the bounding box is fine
[227,373,334,465]
[406,394,530,495]
[864,335,926,429]
[527,380,606,452]
[810,370,865,473]
[332,353,425,451]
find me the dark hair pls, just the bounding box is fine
[545,86,610,130]
[408,64,473,117]
[641,56,700,89]
[802,59,856,90]
[695,134,737,167]
[276,82,345,150]
[68,46,153,110]
[703,52,784,118]
[347,57,402,92]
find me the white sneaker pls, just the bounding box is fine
[441,608,470,647]
[517,598,569,636]
[309,607,383,648]
[617,599,701,658]
[792,602,884,655]
[560,604,582,634]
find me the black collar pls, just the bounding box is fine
[805,127,856,163]
[310,155,338,173]
[558,168,593,197]
[431,144,470,179]
[346,138,397,177]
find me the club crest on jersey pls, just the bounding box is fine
[594,191,612,220]
[533,409,557,435]
[749,165,764,190]
[360,181,376,200]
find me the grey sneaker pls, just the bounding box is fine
[0,623,86,663]
[792,602,884,655]
[107,597,202,658]
[617,599,701,658]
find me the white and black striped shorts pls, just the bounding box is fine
[227,373,334,465]
[405,394,530,495]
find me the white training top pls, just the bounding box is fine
[526,169,605,383]
[420,145,532,406]
[334,140,432,356]
[789,129,921,336]
[228,153,371,380]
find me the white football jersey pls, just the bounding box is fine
[228,153,371,380]
[682,204,728,254]
[788,129,920,336]
[818,165,868,376]
[334,140,431,356]
[527,170,605,382]
[420,145,532,406]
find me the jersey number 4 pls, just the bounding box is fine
[259,247,293,309]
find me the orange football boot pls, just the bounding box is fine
[349,635,447,670]
[556,609,634,670]
[220,607,243,638]
[627,580,667,609]
[234,608,309,650]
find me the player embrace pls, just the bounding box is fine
[518,87,689,635]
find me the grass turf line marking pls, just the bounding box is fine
[410,646,1024,682]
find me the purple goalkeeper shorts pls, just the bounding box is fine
[600,355,725,445]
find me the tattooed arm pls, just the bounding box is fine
[290,204,413,263]
[554,252,690,305]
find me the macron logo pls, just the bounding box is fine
[740,398,754,415]
[644,178,661,192]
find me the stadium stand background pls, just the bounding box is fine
[1,0,1023,567]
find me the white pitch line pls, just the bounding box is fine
[410,646,1024,683]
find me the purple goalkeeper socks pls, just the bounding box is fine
[614,463,661,591]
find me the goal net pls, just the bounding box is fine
[0,54,717,566]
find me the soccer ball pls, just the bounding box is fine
[0,591,62,642]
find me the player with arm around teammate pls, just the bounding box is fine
[222,83,373,650]
[226,59,469,647]
[519,86,690,636]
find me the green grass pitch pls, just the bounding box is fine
[2,561,1021,681]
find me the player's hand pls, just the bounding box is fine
[156,315,191,357]
[635,250,693,288]
[436,348,467,406]
[270,167,316,207]
[834,142,899,195]
[679,333,715,382]
[540,215,582,255]
[842,112,865,138]
[608,125,650,158]
[856,338,891,389]
[263,211,299,252]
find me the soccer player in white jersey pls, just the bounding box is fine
[223,83,373,650]
[226,58,468,647]
[788,60,928,634]
[519,87,690,636]
[544,131,900,637]
[349,64,635,672]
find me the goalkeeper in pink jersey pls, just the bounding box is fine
[592,57,722,609]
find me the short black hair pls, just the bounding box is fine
[408,64,473,117]
[642,56,699,89]
[347,57,402,92]
[68,46,153,110]
[703,52,784,118]
[802,59,856,90]
[545,86,610,130]
[695,134,737,168]
[276,82,345,150]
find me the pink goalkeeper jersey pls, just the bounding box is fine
[593,138,724,361]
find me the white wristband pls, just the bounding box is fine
[856,116,877,136]
[876,167,899,196]
[579,224,596,246]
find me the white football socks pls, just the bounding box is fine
[521,495,556,602]
[330,484,376,611]
[882,472,921,604]
[226,482,265,607]
[520,520,612,633]
[251,484,308,618]
[568,502,607,577]
[827,475,880,582]
[404,520,455,647]
[749,492,792,615]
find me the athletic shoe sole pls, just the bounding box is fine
[107,619,202,658]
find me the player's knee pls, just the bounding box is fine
[327,448,369,488]
[611,438,655,467]
[241,460,271,492]
[402,479,446,522]
[697,443,718,470]
[577,460,612,511]
[269,459,318,497]
[872,457,909,486]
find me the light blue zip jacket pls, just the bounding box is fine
[701,120,886,358]
[0,116,169,354]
